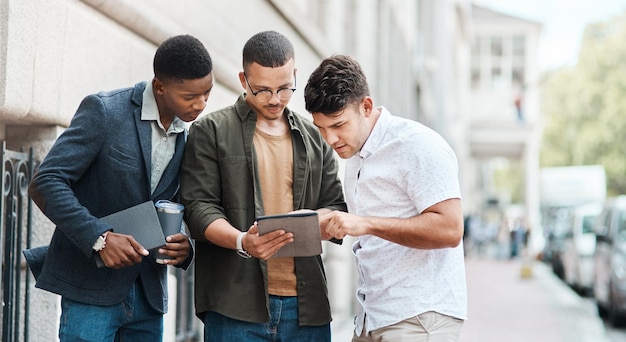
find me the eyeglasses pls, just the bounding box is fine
[244,74,296,102]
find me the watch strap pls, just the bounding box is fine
[236,232,246,251]
[92,231,110,252]
[236,232,251,258]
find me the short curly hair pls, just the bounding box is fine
[153,34,213,81]
[304,55,369,115]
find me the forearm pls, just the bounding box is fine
[365,212,463,249]
[330,198,464,249]
[203,218,241,250]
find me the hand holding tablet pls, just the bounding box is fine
[256,211,322,258]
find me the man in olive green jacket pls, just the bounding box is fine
[180,31,346,342]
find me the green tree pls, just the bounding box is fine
[541,12,626,195]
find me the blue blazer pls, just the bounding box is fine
[28,81,192,314]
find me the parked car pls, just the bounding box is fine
[542,207,572,279]
[561,202,602,295]
[593,196,626,326]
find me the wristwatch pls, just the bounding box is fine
[236,232,251,259]
[92,232,109,252]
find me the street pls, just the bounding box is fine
[331,254,626,341]
[462,256,626,342]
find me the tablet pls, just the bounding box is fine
[256,212,322,258]
[95,201,166,267]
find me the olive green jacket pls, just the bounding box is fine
[180,95,346,325]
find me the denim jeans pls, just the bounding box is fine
[203,295,330,342]
[59,280,163,342]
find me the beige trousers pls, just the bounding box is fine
[352,311,464,342]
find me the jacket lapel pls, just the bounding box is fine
[152,131,185,199]
[132,83,153,188]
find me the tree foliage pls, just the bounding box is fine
[541,12,626,195]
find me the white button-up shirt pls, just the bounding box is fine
[345,107,467,335]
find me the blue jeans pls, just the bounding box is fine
[59,281,163,342]
[203,295,330,342]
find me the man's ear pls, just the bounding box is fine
[362,97,374,117]
[152,78,166,96]
[238,72,247,91]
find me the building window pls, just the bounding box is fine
[512,35,525,57]
[471,36,486,89]
[471,34,527,90]
[512,35,525,87]
[491,37,503,57]
[471,36,482,60]
[492,66,504,89]
[471,66,481,88]
[512,66,525,87]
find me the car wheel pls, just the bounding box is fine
[597,300,608,318]
[580,286,593,297]
[609,292,626,327]
[552,260,564,279]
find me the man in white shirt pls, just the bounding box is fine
[304,55,466,342]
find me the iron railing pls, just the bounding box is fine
[0,142,35,342]
[0,141,200,341]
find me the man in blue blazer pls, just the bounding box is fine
[27,34,214,341]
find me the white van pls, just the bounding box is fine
[561,202,602,295]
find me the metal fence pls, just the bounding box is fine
[0,141,200,341]
[0,142,35,342]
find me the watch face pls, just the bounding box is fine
[93,236,105,251]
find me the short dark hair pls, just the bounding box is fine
[304,55,370,114]
[153,34,213,82]
[242,31,294,71]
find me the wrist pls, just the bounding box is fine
[92,231,110,252]
[236,232,246,250]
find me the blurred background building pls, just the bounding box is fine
[0,0,542,340]
[466,4,543,256]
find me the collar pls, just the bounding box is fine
[357,107,390,159]
[141,82,185,134]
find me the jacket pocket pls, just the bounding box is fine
[108,146,140,169]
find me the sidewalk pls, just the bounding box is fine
[332,256,609,341]
[461,257,608,342]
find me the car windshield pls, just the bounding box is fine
[618,210,626,242]
[581,214,597,234]
[549,208,572,238]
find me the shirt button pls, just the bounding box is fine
[155,166,160,171]
[162,136,167,142]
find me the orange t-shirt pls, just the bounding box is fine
[254,129,297,296]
